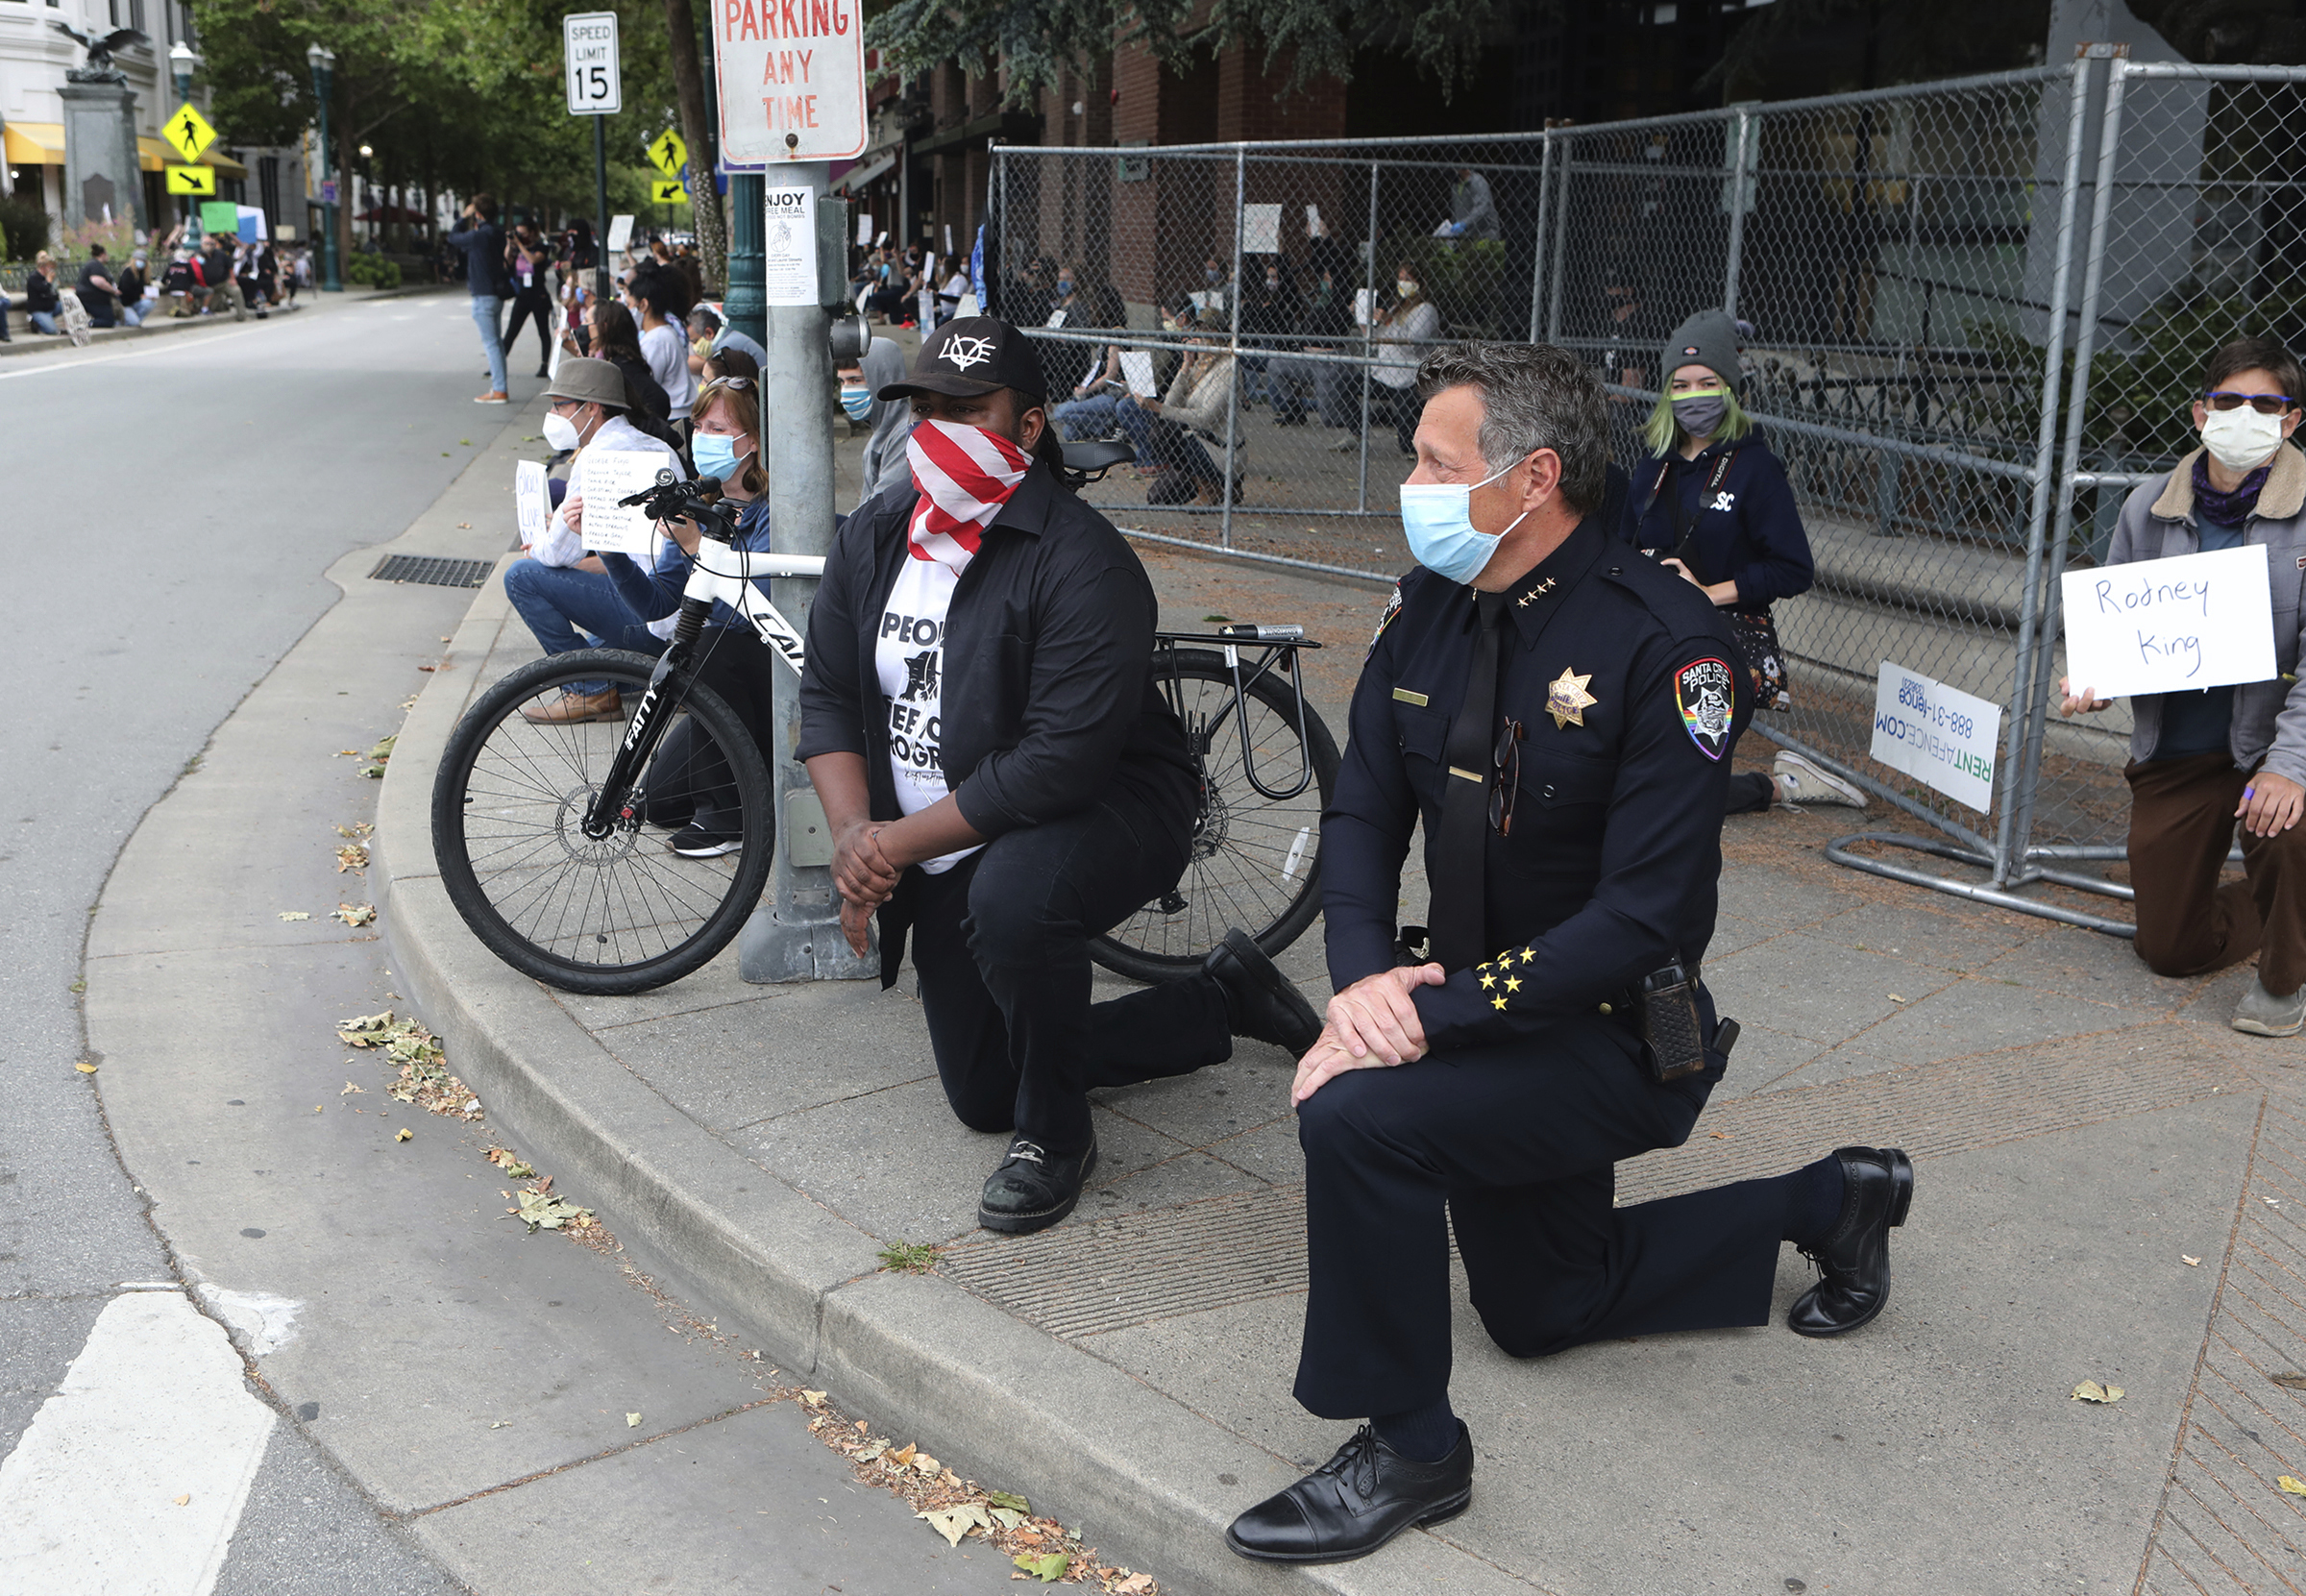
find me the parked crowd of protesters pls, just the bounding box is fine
[1,224,307,343]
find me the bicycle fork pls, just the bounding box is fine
[576,590,717,841]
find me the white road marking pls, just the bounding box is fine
[0,323,273,381]
[0,1291,275,1596]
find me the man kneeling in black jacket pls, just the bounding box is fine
[797,318,1321,1234]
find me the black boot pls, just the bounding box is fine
[1203,928,1321,1057]
[1787,1145,1913,1337]
[1227,1423,1472,1563]
[978,1134,1097,1236]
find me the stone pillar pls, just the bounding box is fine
[59,83,145,235]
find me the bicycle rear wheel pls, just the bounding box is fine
[430,649,773,994]
[1091,649,1339,983]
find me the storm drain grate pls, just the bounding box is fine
[369,555,495,589]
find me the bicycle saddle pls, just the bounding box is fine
[1061,438,1135,479]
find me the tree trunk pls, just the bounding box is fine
[661,0,726,293]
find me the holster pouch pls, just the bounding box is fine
[1395,923,1433,968]
[1637,962,1708,1083]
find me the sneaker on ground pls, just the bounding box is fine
[1772,750,1867,809]
[2231,974,2306,1037]
[668,825,742,859]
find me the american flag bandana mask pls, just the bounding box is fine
[904,418,1031,574]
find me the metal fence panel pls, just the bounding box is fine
[978,56,2306,932]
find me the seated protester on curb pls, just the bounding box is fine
[197,233,246,321]
[1225,342,1913,1568]
[74,244,126,329]
[688,304,766,375]
[2062,334,2306,1038]
[504,357,680,724]
[115,251,149,327]
[797,317,1323,1235]
[1132,320,1241,505]
[24,253,62,334]
[849,337,914,509]
[596,373,777,858]
[1627,308,1862,817]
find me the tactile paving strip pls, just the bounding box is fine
[941,1022,2257,1343]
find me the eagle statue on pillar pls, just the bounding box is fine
[52,21,150,85]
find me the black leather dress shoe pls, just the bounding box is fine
[1788,1145,1914,1338]
[1227,1423,1472,1563]
[978,1136,1098,1235]
[1204,927,1321,1057]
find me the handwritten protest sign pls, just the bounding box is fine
[514,460,549,547]
[2059,544,2276,700]
[578,451,670,557]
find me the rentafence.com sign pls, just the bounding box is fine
[2058,544,2276,700]
[1869,662,2003,815]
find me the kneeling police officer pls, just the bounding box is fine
[1225,342,1915,1565]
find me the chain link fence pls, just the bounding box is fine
[985,53,2306,933]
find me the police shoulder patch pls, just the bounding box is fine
[1368,583,1404,657]
[1675,656,1736,760]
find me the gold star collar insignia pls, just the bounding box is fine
[1491,995,1508,1010]
[1546,668,1598,729]
[1479,972,1496,989]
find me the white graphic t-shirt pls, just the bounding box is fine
[875,556,981,873]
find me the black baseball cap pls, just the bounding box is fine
[877,316,1046,404]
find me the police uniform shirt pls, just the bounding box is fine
[1323,516,1750,1057]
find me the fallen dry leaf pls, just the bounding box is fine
[2278,1475,2306,1497]
[800,1389,827,1406]
[75,1061,97,1074]
[331,903,377,927]
[920,1502,992,1547]
[278,911,311,921]
[1708,1130,1730,1140]
[889,1442,918,1468]
[1116,1577,1155,1595]
[1887,994,1907,1003]
[395,1128,412,1142]
[626,1412,642,1428]
[340,1082,364,1095]
[2071,1380,2124,1404]
[2271,1372,2306,1390]
[987,1490,1030,1512]
[915,1454,941,1475]
[990,1506,1029,1532]
[2181,1255,2201,1266]
[173,1493,190,1506]
[507,1188,592,1232]
[1016,1551,1070,1583]
[335,844,369,872]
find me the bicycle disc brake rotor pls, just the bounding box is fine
[554,782,646,861]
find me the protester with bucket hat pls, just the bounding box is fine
[1626,308,1862,816]
[796,316,1322,1234]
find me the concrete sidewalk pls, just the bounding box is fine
[375,485,2306,1592]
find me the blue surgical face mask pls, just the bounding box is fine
[841,385,873,423]
[691,431,748,480]
[1205,267,1221,285]
[1398,455,1532,585]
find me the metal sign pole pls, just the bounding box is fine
[594,117,610,302]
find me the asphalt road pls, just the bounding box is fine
[0,297,1022,1594]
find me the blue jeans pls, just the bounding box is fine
[1113,397,1160,467]
[28,311,58,335]
[503,559,666,695]
[1053,391,1122,440]
[470,293,508,392]
[121,303,144,327]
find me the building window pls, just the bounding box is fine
[132,0,145,32]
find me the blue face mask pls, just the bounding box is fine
[691,431,748,481]
[840,385,873,423]
[1398,455,1532,585]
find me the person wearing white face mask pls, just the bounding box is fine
[1227,340,1911,1567]
[2061,335,2306,1037]
[1360,261,1441,456]
[502,358,681,725]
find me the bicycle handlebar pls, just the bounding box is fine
[616,468,740,540]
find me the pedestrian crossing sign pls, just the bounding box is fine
[163,102,216,163]
[164,163,216,196]
[650,179,688,205]
[647,129,687,177]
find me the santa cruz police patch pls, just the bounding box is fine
[1368,583,1404,656]
[1675,657,1735,760]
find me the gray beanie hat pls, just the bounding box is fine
[1661,307,1741,390]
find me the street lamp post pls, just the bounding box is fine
[305,42,340,292]
[167,41,199,237]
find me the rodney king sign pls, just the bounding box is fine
[714,0,868,163]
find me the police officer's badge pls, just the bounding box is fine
[1545,668,1597,728]
[1676,658,1736,760]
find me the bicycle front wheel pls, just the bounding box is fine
[430,649,773,994]
[1091,650,1339,983]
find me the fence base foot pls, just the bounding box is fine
[1822,831,2138,939]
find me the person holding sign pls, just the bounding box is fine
[1626,308,1866,816]
[2061,336,2306,1037]
[797,317,1322,1236]
[503,358,678,725]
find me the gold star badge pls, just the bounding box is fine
[1505,975,1522,993]
[1547,668,1598,729]
[1491,995,1508,1010]
[1479,972,1496,989]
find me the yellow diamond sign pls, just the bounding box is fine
[164,163,217,196]
[646,128,687,177]
[163,101,216,163]
[650,179,689,205]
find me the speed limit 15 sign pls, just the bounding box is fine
[564,12,622,116]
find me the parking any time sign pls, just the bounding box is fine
[563,12,622,115]
[715,0,868,162]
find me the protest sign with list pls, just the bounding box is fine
[578,452,671,557]
[2059,543,2276,700]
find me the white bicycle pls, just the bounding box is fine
[430,463,1337,994]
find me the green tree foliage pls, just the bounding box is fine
[863,0,1508,107]
[189,0,688,233]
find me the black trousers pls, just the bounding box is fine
[503,286,556,364]
[906,784,1234,1154]
[1292,1013,1785,1420]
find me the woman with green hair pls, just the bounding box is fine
[1630,308,1862,815]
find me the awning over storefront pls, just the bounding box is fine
[4,122,65,164]
[834,145,898,193]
